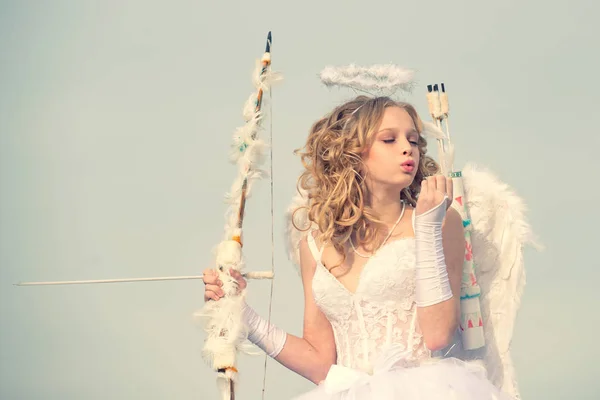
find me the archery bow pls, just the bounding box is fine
[196,31,277,400]
[15,32,278,400]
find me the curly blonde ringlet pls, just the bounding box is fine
[293,95,439,270]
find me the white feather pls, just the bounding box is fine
[224,175,246,203]
[242,93,259,121]
[422,121,446,140]
[284,188,316,275]
[241,139,269,169]
[196,291,247,366]
[252,60,282,92]
[215,240,242,271]
[229,116,262,162]
[421,121,455,175]
[442,141,455,175]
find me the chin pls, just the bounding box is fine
[383,178,414,192]
[370,175,416,193]
[396,175,416,188]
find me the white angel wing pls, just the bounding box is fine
[284,187,315,275]
[445,162,541,399]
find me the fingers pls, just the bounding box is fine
[203,268,223,302]
[434,175,446,194]
[204,292,219,302]
[202,268,221,286]
[417,175,454,216]
[425,175,452,199]
[230,269,248,290]
[204,284,224,301]
[203,268,249,302]
[420,177,429,197]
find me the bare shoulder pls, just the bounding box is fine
[309,230,345,272]
[298,235,318,277]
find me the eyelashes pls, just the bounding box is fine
[382,138,419,145]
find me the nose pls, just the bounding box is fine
[402,143,412,156]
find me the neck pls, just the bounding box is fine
[367,188,405,227]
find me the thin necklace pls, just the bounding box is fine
[349,201,406,258]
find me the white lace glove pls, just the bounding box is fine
[413,196,453,307]
[242,302,287,358]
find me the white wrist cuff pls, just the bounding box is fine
[413,197,454,307]
[242,302,287,358]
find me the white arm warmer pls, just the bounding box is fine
[413,197,454,307]
[242,302,287,358]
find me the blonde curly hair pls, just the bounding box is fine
[294,95,439,265]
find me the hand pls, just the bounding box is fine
[416,175,453,217]
[202,268,247,302]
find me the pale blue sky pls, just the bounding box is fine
[1,1,599,399]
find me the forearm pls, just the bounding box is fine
[414,202,460,350]
[274,334,334,384]
[242,302,334,384]
[416,297,458,350]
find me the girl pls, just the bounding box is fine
[203,95,512,399]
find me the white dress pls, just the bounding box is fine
[292,233,513,400]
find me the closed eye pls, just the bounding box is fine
[383,138,396,144]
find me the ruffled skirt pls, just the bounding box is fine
[292,346,513,400]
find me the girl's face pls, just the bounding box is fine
[362,106,420,192]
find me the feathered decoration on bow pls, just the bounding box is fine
[13,37,279,292]
[16,31,280,400]
[194,31,279,400]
